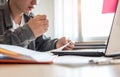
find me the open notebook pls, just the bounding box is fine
[0,44,56,64]
[51,0,120,57]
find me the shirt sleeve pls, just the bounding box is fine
[35,35,58,51]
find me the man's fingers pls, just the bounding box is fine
[36,15,47,20]
[41,19,49,25]
[28,14,49,38]
[37,19,49,27]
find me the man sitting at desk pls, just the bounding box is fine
[0,0,74,51]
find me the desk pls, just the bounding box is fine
[0,64,120,77]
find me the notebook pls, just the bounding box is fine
[0,44,56,64]
[51,1,120,57]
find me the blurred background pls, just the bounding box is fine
[0,0,116,43]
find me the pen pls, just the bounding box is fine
[51,42,71,51]
[89,59,110,65]
[89,58,120,65]
[59,42,71,50]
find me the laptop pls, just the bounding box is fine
[52,1,120,57]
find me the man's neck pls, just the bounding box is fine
[9,1,23,24]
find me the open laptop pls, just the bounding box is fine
[52,1,120,57]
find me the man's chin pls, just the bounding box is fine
[24,10,31,13]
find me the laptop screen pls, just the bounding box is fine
[105,0,120,56]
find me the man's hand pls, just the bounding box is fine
[56,37,74,50]
[28,15,49,38]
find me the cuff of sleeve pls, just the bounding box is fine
[53,39,58,49]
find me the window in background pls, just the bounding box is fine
[54,0,116,42]
[54,0,79,41]
[81,0,115,42]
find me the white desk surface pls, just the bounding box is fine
[0,64,120,77]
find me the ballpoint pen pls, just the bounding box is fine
[89,58,120,65]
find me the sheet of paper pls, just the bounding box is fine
[53,56,112,66]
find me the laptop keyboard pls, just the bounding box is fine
[51,49,105,57]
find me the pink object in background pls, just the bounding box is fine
[102,0,118,14]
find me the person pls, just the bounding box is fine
[0,0,74,51]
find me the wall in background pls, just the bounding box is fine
[32,0,55,38]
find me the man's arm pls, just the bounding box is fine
[0,24,35,47]
[35,35,58,51]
